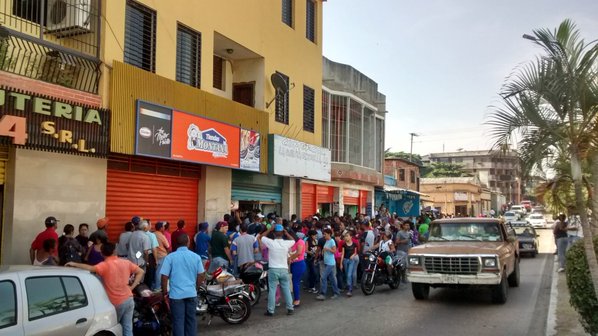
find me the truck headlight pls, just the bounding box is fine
[482,257,497,268]
[408,256,420,266]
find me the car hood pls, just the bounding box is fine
[409,241,505,255]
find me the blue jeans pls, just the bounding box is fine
[170,297,198,336]
[154,257,164,290]
[267,268,294,313]
[115,296,134,336]
[342,258,358,291]
[290,260,306,301]
[557,237,569,268]
[320,264,339,296]
[306,258,317,289]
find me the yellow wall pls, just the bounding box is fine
[101,0,323,146]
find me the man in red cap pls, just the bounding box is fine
[90,217,109,243]
[30,216,59,264]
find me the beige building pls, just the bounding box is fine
[420,177,487,217]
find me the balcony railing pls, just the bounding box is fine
[0,0,101,93]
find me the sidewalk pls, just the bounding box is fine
[550,256,590,336]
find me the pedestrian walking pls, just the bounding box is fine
[160,234,205,336]
[316,228,340,300]
[259,224,295,316]
[67,242,144,336]
[339,232,358,297]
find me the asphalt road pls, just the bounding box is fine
[200,228,556,336]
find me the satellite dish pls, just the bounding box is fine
[271,73,288,93]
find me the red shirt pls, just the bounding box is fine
[31,228,59,256]
[171,229,185,251]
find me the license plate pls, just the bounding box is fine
[442,274,458,284]
[523,244,532,249]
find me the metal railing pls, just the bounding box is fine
[0,0,101,93]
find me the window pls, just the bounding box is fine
[124,0,156,72]
[306,0,316,42]
[322,90,330,148]
[303,85,315,132]
[330,94,347,162]
[363,108,375,169]
[0,281,16,329]
[410,170,416,184]
[213,55,225,90]
[348,99,362,165]
[375,118,384,172]
[26,276,88,320]
[399,169,405,181]
[282,0,293,27]
[274,72,290,124]
[12,0,44,24]
[176,24,201,88]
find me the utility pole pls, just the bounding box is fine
[409,132,420,163]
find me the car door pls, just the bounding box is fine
[0,276,23,336]
[22,275,94,336]
[501,223,517,274]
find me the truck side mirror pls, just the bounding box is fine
[507,236,517,243]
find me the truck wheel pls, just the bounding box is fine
[492,273,508,304]
[412,283,430,300]
[508,258,520,287]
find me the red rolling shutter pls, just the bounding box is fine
[316,185,334,204]
[301,183,316,220]
[106,169,199,242]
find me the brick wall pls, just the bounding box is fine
[384,159,420,190]
[0,71,101,107]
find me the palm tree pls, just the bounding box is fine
[487,19,598,298]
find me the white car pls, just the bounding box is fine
[0,265,122,336]
[510,205,526,214]
[528,214,548,228]
[503,211,520,222]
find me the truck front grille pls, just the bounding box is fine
[424,256,479,275]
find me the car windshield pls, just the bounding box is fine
[505,212,515,217]
[513,226,535,236]
[529,215,543,219]
[428,222,503,242]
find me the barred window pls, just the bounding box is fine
[176,24,201,88]
[399,169,405,181]
[303,85,315,132]
[124,0,156,72]
[330,94,347,162]
[213,55,225,90]
[322,90,330,147]
[275,72,290,124]
[306,0,316,42]
[348,99,362,165]
[282,0,293,27]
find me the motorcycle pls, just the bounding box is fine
[360,250,406,295]
[132,284,171,336]
[238,261,269,306]
[196,281,252,325]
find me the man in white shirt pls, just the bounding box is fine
[259,224,295,316]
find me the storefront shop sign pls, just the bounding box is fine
[240,129,260,172]
[0,87,109,156]
[454,192,468,201]
[135,100,261,170]
[269,134,331,181]
[396,193,420,217]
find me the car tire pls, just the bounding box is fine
[412,283,430,300]
[508,258,520,287]
[492,272,508,304]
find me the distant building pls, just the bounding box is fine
[420,176,488,216]
[426,150,521,204]
[384,157,420,192]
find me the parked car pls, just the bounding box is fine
[527,214,548,229]
[503,211,520,222]
[407,218,520,304]
[510,205,526,214]
[511,222,539,257]
[0,265,122,336]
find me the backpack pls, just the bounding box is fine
[59,238,82,264]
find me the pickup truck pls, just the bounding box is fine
[407,218,520,304]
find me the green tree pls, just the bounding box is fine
[487,19,598,300]
[424,162,469,177]
[384,150,423,166]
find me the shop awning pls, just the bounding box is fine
[382,185,430,198]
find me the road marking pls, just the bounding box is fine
[546,255,558,336]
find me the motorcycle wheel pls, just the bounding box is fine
[360,272,376,295]
[248,283,261,306]
[220,296,251,324]
[388,269,400,289]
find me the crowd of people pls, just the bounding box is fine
[27,207,437,336]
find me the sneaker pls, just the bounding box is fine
[310,288,318,293]
[276,302,281,307]
[287,309,294,316]
[264,311,274,317]
[558,267,565,273]
[315,294,326,300]
[331,294,339,299]
[346,291,353,297]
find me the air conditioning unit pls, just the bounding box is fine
[45,0,92,38]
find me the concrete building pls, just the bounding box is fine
[302,57,387,218]
[384,157,420,192]
[426,150,521,205]
[420,177,486,217]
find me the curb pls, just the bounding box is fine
[546,255,558,336]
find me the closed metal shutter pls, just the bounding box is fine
[106,157,199,242]
[301,183,316,220]
[316,185,333,204]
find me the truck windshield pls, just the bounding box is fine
[428,222,503,242]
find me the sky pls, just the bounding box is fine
[322,0,598,156]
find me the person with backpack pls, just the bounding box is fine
[58,224,84,265]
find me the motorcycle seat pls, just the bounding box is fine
[206,283,242,297]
